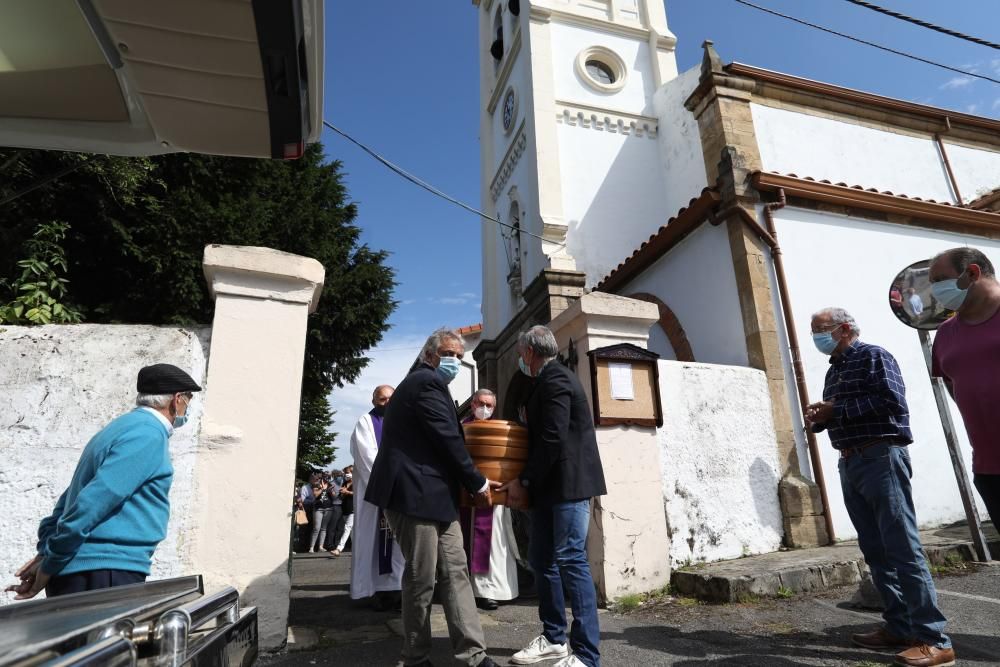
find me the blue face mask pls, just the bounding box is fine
[931,278,968,311]
[812,331,839,356]
[437,356,461,383]
[518,356,532,378]
[173,414,189,428]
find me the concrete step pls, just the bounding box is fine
[670,522,1000,603]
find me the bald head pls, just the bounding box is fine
[372,385,394,408]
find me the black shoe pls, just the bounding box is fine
[475,597,498,611]
[405,662,434,667]
[477,658,499,667]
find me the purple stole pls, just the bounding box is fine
[371,410,395,575]
[460,415,494,574]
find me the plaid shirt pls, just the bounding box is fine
[812,340,913,450]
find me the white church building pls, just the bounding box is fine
[470,0,1000,565]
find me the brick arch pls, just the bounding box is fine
[626,292,695,362]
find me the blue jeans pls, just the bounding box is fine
[838,442,950,648]
[529,500,600,667]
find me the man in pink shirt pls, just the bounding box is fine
[930,246,1000,529]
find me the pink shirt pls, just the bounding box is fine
[932,307,1000,474]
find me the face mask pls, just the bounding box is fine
[345,473,352,480]
[812,331,839,356]
[437,356,461,383]
[172,398,190,428]
[518,356,532,378]
[474,405,494,420]
[931,278,968,310]
[334,476,344,485]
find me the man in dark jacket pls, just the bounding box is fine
[502,325,607,667]
[366,328,499,667]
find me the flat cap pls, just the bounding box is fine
[137,364,202,394]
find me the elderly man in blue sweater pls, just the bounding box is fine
[6,363,201,599]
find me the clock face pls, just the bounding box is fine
[502,89,515,132]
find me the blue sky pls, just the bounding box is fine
[323,0,1000,468]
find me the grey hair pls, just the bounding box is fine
[518,325,559,361]
[418,328,465,365]
[812,307,861,336]
[933,247,996,278]
[136,393,174,408]
[473,388,496,401]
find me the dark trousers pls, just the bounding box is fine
[323,505,344,550]
[974,473,1000,529]
[46,569,146,597]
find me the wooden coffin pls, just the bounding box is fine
[462,419,528,506]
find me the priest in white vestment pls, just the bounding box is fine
[350,384,404,604]
[461,389,519,610]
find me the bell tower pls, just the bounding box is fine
[474,0,679,337]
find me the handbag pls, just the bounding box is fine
[294,509,309,526]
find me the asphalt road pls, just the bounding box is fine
[262,552,1000,667]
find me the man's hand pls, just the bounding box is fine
[472,480,502,508]
[499,479,530,511]
[5,554,50,600]
[804,401,835,426]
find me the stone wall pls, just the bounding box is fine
[0,324,210,604]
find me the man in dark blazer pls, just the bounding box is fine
[502,325,606,667]
[366,328,499,667]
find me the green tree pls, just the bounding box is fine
[0,146,395,473]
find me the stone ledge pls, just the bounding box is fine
[670,523,999,603]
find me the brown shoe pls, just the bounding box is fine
[894,644,956,667]
[853,626,913,650]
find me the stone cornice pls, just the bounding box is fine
[555,100,658,138]
[752,172,1000,233]
[487,27,522,114]
[490,121,527,201]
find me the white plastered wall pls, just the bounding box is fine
[658,360,784,565]
[653,65,708,216]
[615,221,748,366]
[751,104,956,202]
[770,206,993,539]
[0,324,209,605]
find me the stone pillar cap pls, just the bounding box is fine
[203,245,325,312]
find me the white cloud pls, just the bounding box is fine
[428,292,480,306]
[940,76,973,90]
[966,104,980,114]
[993,98,1000,111]
[326,334,425,469]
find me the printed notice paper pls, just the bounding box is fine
[609,362,634,400]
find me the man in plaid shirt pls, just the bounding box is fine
[805,307,954,667]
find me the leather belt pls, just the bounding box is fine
[838,439,891,458]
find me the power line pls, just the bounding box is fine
[732,0,1000,86]
[841,0,1000,51]
[322,120,564,247]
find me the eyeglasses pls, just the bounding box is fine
[810,323,843,335]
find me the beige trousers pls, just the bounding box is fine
[385,510,488,666]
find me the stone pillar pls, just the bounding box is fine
[192,245,325,648]
[547,292,669,604]
[684,42,829,547]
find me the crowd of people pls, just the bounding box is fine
[7,244,1000,667]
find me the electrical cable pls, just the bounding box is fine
[732,0,1000,86]
[841,0,999,51]
[322,120,564,247]
[0,157,92,207]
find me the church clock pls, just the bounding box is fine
[502,87,516,134]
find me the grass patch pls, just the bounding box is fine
[775,586,794,599]
[930,552,968,577]
[614,593,644,612]
[676,596,702,607]
[853,661,890,667]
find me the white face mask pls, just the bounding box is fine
[473,405,494,420]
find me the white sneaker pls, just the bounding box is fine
[552,655,587,667]
[511,635,570,664]
[551,657,587,667]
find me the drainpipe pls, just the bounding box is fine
[762,189,836,544]
[934,116,963,205]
